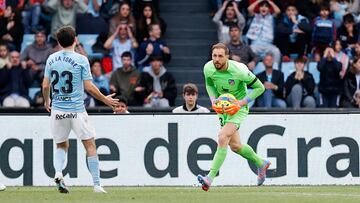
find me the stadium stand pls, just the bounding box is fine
[160,0,216,106]
[2,0,360,109]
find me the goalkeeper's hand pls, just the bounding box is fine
[224,103,240,115]
[211,99,224,114]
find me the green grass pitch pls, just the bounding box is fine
[0,186,359,203]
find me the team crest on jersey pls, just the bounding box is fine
[228,79,235,85]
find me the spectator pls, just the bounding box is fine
[317,47,343,107]
[21,0,44,34]
[5,0,24,8]
[136,23,171,68]
[46,0,87,45]
[0,51,32,107]
[135,55,177,107]
[76,0,108,34]
[300,0,324,20]
[285,57,316,108]
[227,25,257,71]
[311,3,336,61]
[91,59,109,106]
[276,3,312,59]
[0,5,24,51]
[109,1,136,35]
[104,23,138,70]
[0,43,9,69]
[172,83,210,113]
[337,13,358,58]
[340,56,360,108]
[136,3,166,43]
[354,42,360,58]
[256,54,286,108]
[334,39,349,79]
[246,0,281,66]
[0,1,5,17]
[347,0,360,14]
[20,29,53,86]
[213,0,245,44]
[330,0,349,27]
[113,95,130,113]
[134,0,159,17]
[109,51,140,106]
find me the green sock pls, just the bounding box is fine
[208,147,227,180]
[237,144,263,168]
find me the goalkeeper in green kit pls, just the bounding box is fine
[197,43,270,191]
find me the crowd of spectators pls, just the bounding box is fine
[0,0,177,109]
[211,0,360,108]
[2,0,360,110]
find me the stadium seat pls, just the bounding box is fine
[77,34,103,59]
[307,62,320,84]
[281,62,295,82]
[253,62,279,75]
[21,34,35,53]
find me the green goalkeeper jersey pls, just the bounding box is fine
[203,60,265,101]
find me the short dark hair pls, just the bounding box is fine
[183,83,198,95]
[295,57,307,64]
[90,59,101,67]
[285,3,297,10]
[149,54,163,62]
[229,25,241,31]
[115,95,128,105]
[56,26,76,48]
[259,0,271,8]
[319,3,330,12]
[343,13,355,24]
[121,51,132,59]
[34,28,46,36]
[0,42,8,48]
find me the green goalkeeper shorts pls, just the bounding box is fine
[218,105,249,129]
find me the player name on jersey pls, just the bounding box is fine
[48,55,79,68]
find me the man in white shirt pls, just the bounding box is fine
[172,83,210,113]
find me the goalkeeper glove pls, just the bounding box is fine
[224,104,240,115]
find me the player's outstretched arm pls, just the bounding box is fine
[42,77,51,112]
[84,80,120,108]
[240,78,265,106]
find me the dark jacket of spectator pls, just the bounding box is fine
[257,69,285,99]
[0,6,24,51]
[312,16,336,46]
[136,38,171,67]
[285,71,315,97]
[317,58,343,94]
[0,65,32,103]
[276,12,312,56]
[340,70,359,108]
[135,66,177,106]
[337,24,359,50]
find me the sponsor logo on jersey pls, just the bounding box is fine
[55,113,77,120]
[53,95,72,101]
[222,87,229,92]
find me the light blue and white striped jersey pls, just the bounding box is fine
[44,50,92,112]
